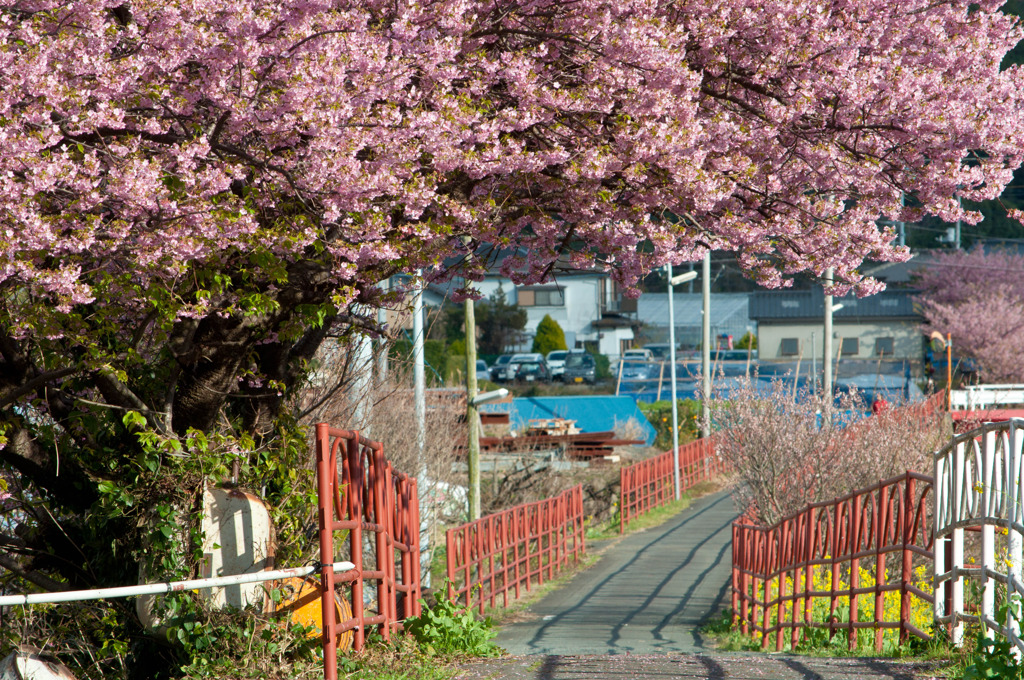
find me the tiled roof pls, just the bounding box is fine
[637,292,753,327]
[748,289,918,320]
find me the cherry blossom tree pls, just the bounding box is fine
[1,0,1024,670]
[916,247,1024,383]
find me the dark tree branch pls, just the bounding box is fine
[0,552,70,593]
[95,367,167,433]
[0,367,81,410]
[0,426,98,511]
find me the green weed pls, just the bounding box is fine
[404,588,503,658]
[957,600,1024,680]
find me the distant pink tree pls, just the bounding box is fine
[915,248,1024,383]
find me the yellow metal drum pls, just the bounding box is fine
[275,576,353,652]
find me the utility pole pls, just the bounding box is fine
[412,271,428,588]
[898,192,905,248]
[377,277,389,383]
[811,332,816,395]
[955,196,962,250]
[413,271,425,460]
[465,291,481,521]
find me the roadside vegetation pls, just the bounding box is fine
[636,399,702,451]
[711,378,948,525]
[699,378,964,666]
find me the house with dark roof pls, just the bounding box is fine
[749,289,923,362]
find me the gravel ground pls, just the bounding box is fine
[454,653,949,680]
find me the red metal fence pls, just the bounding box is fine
[315,424,421,680]
[619,436,722,532]
[446,485,585,614]
[731,471,934,652]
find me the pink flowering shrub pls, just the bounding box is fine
[713,379,947,525]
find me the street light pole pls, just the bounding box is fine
[823,268,833,402]
[701,252,711,438]
[667,265,697,500]
[810,332,816,395]
[413,271,425,460]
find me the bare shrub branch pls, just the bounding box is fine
[294,336,463,565]
[713,378,948,525]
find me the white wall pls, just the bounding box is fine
[599,327,634,357]
[758,320,921,361]
[475,277,603,343]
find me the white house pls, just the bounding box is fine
[383,251,639,357]
[473,271,636,357]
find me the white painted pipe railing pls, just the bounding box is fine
[0,562,355,607]
[949,384,1024,411]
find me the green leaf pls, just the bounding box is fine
[122,410,146,430]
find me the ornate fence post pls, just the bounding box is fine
[951,438,965,646]
[900,474,915,645]
[981,429,997,645]
[315,424,339,680]
[873,484,888,652]
[848,493,861,652]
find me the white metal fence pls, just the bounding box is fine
[933,419,1024,649]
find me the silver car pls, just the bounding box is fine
[546,350,569,380]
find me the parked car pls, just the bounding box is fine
[514,360,551,383]
[546,350,569,380]
[490,354,513,382]
[714,349,757,361]
[620,360,655,380]
[474,359,488,376]
[622,348,654,362]
[494,353,545,382]
[642,343,675,360]
[563,352,597,384]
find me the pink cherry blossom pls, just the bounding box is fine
[0,0,1021,313]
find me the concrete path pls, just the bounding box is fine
[496,488,737,655]
[459,487,948,679]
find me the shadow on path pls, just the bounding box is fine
[497,489,737,655]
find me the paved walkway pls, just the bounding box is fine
[456,488,948,679]
[496,488,737,655]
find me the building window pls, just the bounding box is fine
[875,337,895,356]
[780,338,799,356]
[519,287,564,306]
[840,338,859,356]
